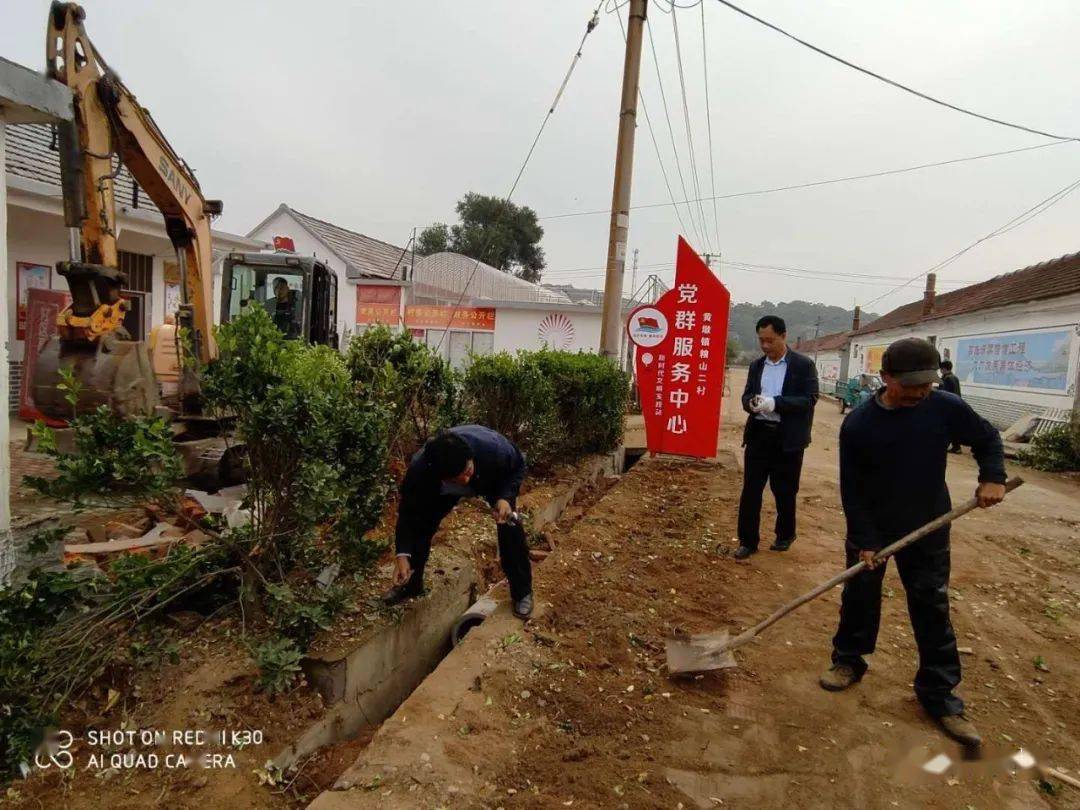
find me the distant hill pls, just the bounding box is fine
[728,301,879,359]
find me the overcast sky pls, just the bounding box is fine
[4,0,1079,313]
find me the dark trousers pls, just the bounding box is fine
[407,496,533,602]
[736,421,804,550]
[831,528,963,717]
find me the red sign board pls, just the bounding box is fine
[627,237,730,458]
[356,284,402,325]
[404,305,496,332]
[272,235,296,252]
[19,287,71,426]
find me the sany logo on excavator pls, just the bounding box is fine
[158,156,192,206]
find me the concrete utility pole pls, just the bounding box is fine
[599,0,648,359]
[629,248,639,302]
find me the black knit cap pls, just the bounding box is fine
[881,338,941,385]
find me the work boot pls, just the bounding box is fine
[819,664,861,691]
[513,593,534,619]
[938,713,982,748]
[381,582,422,606]
[769,536,795,552]
[733,546,757,560]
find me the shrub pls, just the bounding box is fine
[25,406,183,510]
[251,637,304,696]
[202,307,393,574]
[461,352,561,469]
[1018,420,1080,472]
[461,350,629,469]
[532,350,629,456]
[345,325,462,461]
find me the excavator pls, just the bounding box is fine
[33,3,340,437]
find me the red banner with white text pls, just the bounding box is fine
[627,238,730,458]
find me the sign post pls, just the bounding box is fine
[627,238,730,458]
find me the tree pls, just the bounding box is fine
[416,222,450,256]
[416,192,546,282]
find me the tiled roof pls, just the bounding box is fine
[285,206,408,280]
[856,251,1080,336]
[4,122,161,216]
[798,330,851,352]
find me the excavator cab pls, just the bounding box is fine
[220,253,339,349]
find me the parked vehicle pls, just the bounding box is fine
[837,373,881,413]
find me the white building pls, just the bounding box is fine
[1,57,75,580]
[4,122,266,412]
[798,330,853,395]
[847,255,1080,428]
[247,204,605,367]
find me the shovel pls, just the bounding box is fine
[666,476,1024,674]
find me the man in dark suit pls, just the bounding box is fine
[383,426,534,618]
[939,360,962,453]
[735,316,819,560]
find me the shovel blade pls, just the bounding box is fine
[665,631,738,674]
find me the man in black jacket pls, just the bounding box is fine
[939,360,963,453]
[735,316,819,560]
[383,426,534,618]
[820,338,1007,748]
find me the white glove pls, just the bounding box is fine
[757,396,776,414]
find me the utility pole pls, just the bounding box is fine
[599,0,647,359]
[812,315,822,365]
[629,248,639,303]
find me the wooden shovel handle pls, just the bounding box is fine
[718,476,1024,655]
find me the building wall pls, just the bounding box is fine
[847,294,1080,427]
[247,209,355,342]
[492,307,603,355]
[810,349,843,394]
[1,119,12,580]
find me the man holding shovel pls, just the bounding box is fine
[820,338,1007,748]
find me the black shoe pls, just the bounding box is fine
[381,583,422,606]
[938,713,982,748]
[769,537,795,552]
[513,593,534,619]
[733,546,757,560]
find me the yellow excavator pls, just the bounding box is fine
[34,3,340,430]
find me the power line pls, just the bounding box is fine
[711,0,1079,142]
[670,7,713,251]
[613,4,690,237]
[428,4,603,354]
[539,140,1073,220]
[700,0,722,252]
[645,16,705,245]
[862,173,1080,308]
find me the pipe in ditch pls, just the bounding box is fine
[450,595,499,647]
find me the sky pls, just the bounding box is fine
[4,0,1079,314]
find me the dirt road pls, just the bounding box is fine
[319,368,1079,808]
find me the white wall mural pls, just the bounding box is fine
[537,312,576,350]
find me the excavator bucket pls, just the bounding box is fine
[32,333,158,420]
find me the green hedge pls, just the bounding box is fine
[1018,420,1080,472]
[461,350,629,469]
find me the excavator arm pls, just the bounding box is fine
[35,2,221,417]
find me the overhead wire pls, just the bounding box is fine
[644,14,705,245]
[613,4,691,238]
[670,6,714,251]
[711,0,1079,142]
[427,3,603,354]
[539,140,1073,220]
[861,173,1080,308]
[700,0,722,252]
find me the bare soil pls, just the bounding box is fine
[316,369,1080,809]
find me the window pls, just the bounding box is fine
[119,250,153,293]
[225,264,306,339]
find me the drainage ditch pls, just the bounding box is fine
[270,448,626,776]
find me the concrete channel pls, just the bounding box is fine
[270,448,625,773]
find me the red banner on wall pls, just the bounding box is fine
[404,305,495,332]
[20,287,71,426]
[627,238,730,458]
[356,284,402,325]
